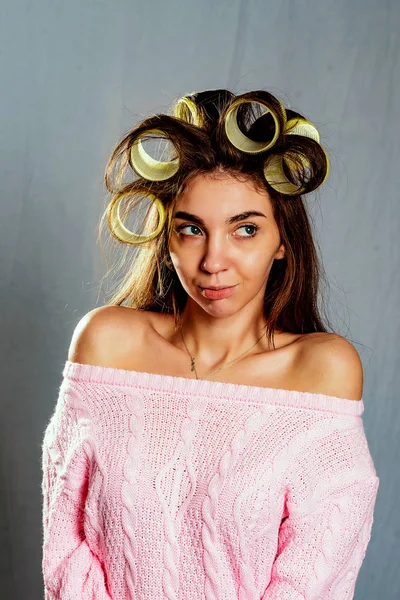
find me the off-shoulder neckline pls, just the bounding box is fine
[62,360,364,416]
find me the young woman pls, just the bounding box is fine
[41,89,379,599]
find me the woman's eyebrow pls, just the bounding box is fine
[173,210,267,226]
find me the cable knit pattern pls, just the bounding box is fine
[41,360,380,599]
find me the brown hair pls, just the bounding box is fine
[97,88,334,350]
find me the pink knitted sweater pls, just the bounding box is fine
[41,360,379,599]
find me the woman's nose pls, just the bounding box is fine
[200,235,231,273]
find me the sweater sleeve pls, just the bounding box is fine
[41,376,112,599]
[261,421,380,600]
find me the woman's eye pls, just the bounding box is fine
[176,224,202,236]
[236,224,260,237]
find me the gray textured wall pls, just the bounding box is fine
[1,1,398,598]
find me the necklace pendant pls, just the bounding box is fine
[190,358,196,372]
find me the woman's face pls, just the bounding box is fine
[168,172,285,316]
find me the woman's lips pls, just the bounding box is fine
[199,285,238,300]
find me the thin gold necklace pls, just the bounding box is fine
[179,318,267,379]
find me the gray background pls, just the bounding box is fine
[1,0,398,598]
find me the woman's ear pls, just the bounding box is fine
[275,243,286,260]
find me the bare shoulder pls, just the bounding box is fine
[297,332,364,401]
[67,305,147,367]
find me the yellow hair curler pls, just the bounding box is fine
[223,97,286,153]
[108,190,166,245]
[172,96,205,128]
[130,128,180,182]
[284,117,321,142]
